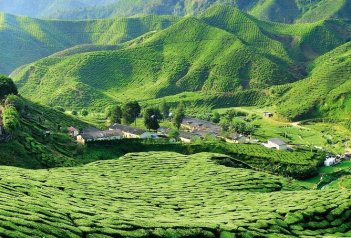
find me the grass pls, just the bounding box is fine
[0,151,350,237]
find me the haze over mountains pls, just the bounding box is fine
[0,0,350,23]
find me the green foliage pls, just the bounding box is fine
[80,109,89,116]
[122,101,141,125]
[0,75,17,100]
[0,151,348,237]
[143,107,161,131]
[71,110,78,116]
[0,13,179,74]
[2,105,20,133]
[212,112,220,123]
[109,105,122,124]
[12,5,351,116]
[173,102,185,129]
[168,128,180,139]
[160,100,170,120]
[4,94,24,111]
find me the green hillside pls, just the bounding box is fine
[11,6,351,116]
[0,151,350,237]
[273,41,351,120]
[0,13,179,74]
[0,97,88,168]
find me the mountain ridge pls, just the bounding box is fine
[10,5,351,120]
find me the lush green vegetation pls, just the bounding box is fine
[0,151,349,237]
[81,140,322,179]
[12,5,351,116]
[0,96,89,168]
[0,13,179,74]
[274,41,351,120]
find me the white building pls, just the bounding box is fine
[324,157,337,166]
[263,138,288,150]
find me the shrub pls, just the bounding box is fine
[81,109,89,117]
[0,75,17,99]
[2,106,20,133]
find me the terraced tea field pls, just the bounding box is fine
[0,151,350,237]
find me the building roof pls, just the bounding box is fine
[80,129,123,140]
[268,138,286,146]
[179,131,200,140]
[68,126,78,132]
[109,124,146,136]
[182,117,221,134]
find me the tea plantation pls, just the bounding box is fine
[0,151,350,237]
[11,5,351,119]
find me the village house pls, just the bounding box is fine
[68,126,79,137]
[77,128,123,144]
[179,131,200,143]
[181,117,221,136]
[324,156,341,166]
[109,124,158,139]
[263,112,273,118]
[263,138,288,150]
[232,133,248,144]
[157,127,171,136]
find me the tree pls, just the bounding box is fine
[81,109,89,117]
[168,128,180,139]
[2,106,20,133]
[0,75,17,100]
[212,112,220,123]
[160,100,170,120]
[173,102,185,129]
[71,111,78,116]
[109,105,122,124]
[122,101,141,125]
[143,108,161,131]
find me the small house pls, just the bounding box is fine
[263,112,273,118]
[157,127,171,136]
[324,157,337,166]
[179,131,200,143]
[77,129,123,144]
[109,124,155,139]
[263,138,288,150]
[181,117,221,135]
[232,133,247,144]
[68,127,79,137]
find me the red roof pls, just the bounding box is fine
[68,127,78,132]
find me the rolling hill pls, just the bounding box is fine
[0,96,89,168]
[273,41,351,120]
[10,6,351,117]
[0,151,351,237]
[0,13,179,74]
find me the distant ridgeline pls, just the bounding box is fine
[9,5,351,121]
[1,0,350,23]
